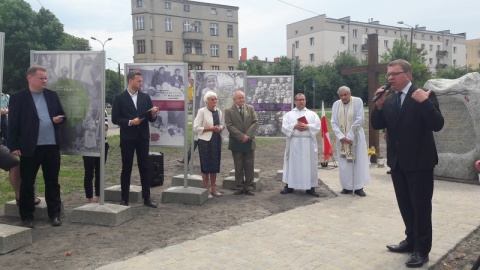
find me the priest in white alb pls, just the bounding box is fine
[280,93,321,197]
[331,86,370,196]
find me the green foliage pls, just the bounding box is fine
[270,56,298,76]
[334,51,368,103]
[106,69,124,104]
[237,59,269,75]
[0,0,89,92]
[59,33,91,51]
[434,66,479,79]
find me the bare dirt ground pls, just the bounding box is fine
[0,137,479,270]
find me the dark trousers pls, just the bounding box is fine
[82,143,109,198]
[120,137,150,201]
[19,145,61,221]
[231,150,255,191]
[391,164,434,254]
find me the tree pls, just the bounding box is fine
[334,51,368,103]
[237,59,269,75]
[59,33,91,51]
[434,66,478,79]
[269,56,299,76]
[105,69,124,104]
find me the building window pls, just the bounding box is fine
[137,40,145,54]
[135,17,144,30]
[309,37,314,46]
[310,26,314,30]
[195,65,203,70]
[136,0,142,7]
[165,18,172,31]
[150,16,153,30]
[166,41,173,55]
[194,21,201,32]
[446,39,449,45]
[228,45,233,58]
[453,47,457,53]
[295,40,299,48]
[353,44,358,53]
[309,54,314,62]
[437,45,441,51]
[295,30,298,34]
[184,42,192,54]
[164,2,171,9]
[384,40,388,48]
[211,8,217,15]
[184,5,190,12]
[340,36,345,44]
[184,20,191,32]
[429,45,433,51]
[150,40,154,54]
[210,23,218,36]
[453,60,456,66]
[353,29,358,38]
[421,44,425,50]
[365,28,368,33]
[212,66,220,70]
[195,43,202,55]
[227,9,233,16]
[430,35,433,40]
[211,44,219,57]
[227,25,233,37]
[429,58,433,65]
[228,66,234,70]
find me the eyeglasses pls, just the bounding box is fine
[385,71,407,78]
[295,99,306,101]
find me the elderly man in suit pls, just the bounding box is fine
[225,90,258,195]
[8,65,66,228]
[112,71,159,208]
[371,59,444,268]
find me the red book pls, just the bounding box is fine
[297,116,308,124]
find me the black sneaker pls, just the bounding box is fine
[354,189,366,197]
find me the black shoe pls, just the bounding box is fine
[405,252,429,268]
[386,170,392,174]
[120,200,129,206]
[340,189,353,194]
[386,240,414,253]
[233,190,243,195]
[50,216,62,227]
[245,190,255,196]
[280,186,294,194]
[143,198,157,208]
[306,188,320,197]
[22,219,34,228]
[354,189,366,197]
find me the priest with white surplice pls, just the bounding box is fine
[331,86,370,197]
[280,93,321,197]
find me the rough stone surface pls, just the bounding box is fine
[424,72,480,180]
[160,186,207,205]
[104,185,142,203]
[0,224,32,254]
[70,203,132,227]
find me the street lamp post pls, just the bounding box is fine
[397,21,414,62]
[107,58,122,91]
[90,37,112,51]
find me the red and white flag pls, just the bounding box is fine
[321,101,332,161]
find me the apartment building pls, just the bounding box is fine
[131,0,239,70]
[466,38,480,69]
[287,15,467,71]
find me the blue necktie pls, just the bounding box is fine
[396,92,403,113]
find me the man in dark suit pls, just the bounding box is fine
[8,65,66,228]
[225,90,258,195]
[371,59,444,268]
[112,71,158,208]
[169,68,184,89]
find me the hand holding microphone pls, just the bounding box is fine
[372,82,391,103]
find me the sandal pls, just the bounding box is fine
[207,194,213,200]
[34,197,41,205]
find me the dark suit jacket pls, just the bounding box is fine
[111,90,155,140]
[225,104,259,152]
[7,88,66,156]
[371,84,444,171]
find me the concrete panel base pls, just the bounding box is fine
[222,176,259,190]
[276,170,283,181]
[4,197,64,219]
[161,186,207,205]
[104,185,142,203]
[70,203,132,227]
[0,224,32,254]
[229,168,261,178]
[171,174,203,188]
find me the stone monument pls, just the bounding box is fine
[424,72,480,180]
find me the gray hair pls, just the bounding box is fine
[232,89,244,98]
[337,86,351,94]
[204,91,218,104]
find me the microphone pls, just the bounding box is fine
[371,82,391,103]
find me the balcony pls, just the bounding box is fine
[361,44,368,51]
[182,31,203,41]
[435,63,447,69]
[436,50,448,57]
[183,53,204,63]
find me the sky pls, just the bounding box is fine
[25,0,480,73]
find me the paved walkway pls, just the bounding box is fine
[97,164,480,270]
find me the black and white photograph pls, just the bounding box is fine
[126,63,187,147]
[245,75,294,137]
